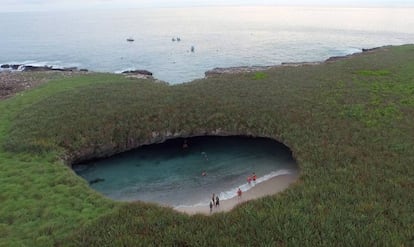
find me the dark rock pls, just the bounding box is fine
[362,47,381,52]
[89,178,105,185]
[122,70,153,76]
[2,64,22,70]
[23,65,54,72]
[63,67,78,71]
[52,67,78,72]
[205,66,273,77]
[80,69,89,72]
[325,56,348,62]
[281,62,320,67]
[22,65,80,72]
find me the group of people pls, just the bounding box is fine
[208,172,258,213]
[247,172,257,184]
[209,193,220,213]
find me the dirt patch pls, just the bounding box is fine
[0,71,86,100]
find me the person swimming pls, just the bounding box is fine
[201,152,208,161]
[182,140,188,149]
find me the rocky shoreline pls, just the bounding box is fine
[205,62,321,77]
[0,66,155,99]
[1,46,385,100]
[121,69,154,79]
[1,63,154,77]
[205,46,384,77]
[0,64,88,72]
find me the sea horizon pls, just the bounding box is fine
[1,6,414,83]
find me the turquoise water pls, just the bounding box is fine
[73,136,298,207]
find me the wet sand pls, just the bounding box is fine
[174,173,298,215]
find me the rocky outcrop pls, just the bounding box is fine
[89,178,105,185]
[325,55,350,63]
[325,46,385,63]
[205,66,274,77]
[122,70,153,76]
[0,69,89,100]
[23,65,78,72]
[122,69,153,79]
[0,71,35,99]
[205,62,320,77]
[66,128,270,166]
[0,64,87,72]
[281,62,321,67]
[205,46,387,77]
[362,47,382,52]
[0,64,21,70]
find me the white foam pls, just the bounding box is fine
[114,68,136,74]
[175,169,293,208]
[218,169,292,201]
[0,60,81,71]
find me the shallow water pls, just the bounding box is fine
[73,136,298,207]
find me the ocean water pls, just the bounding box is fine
[73,136,298,207]
[1,6,414,83]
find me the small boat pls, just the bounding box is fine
[172,38,176,42]
[126,37,134,42]
[191,46,195,52]
[177,37,181,42]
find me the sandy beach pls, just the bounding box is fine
[174,173,298,215]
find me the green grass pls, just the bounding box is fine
[253,71,268,80]
[356,69,392,76]
[1,45,414,246]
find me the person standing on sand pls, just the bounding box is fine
[209,200,213,213]
[215,195,220,207]
[252,172,257,182]
[247,176,252,184]
[212,193,215,204]
[237,188,242,199]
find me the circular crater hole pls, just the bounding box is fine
[73,136,298,214]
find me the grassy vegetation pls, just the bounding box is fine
[1,45,413,246]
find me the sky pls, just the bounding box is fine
[1,0,413,12]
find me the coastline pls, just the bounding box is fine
[204,46,384,77]
[174,173,298,215]
[0,46,387,101]
[0,44,390,102]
